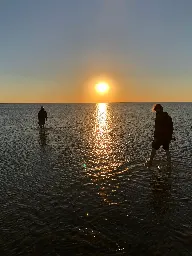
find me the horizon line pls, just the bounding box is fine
[0,101,192,104]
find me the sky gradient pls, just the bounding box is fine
[1,0,192,103]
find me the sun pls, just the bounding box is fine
[95,82,109,94]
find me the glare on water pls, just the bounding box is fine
[0,103,192,255]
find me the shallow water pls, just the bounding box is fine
[0,103,192,255]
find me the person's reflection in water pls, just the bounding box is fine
[150,167,172,217]
[39,129,47,147]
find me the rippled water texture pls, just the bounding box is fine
[0,103,192,255]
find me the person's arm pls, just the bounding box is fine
[154,117,158,139]
[169,117,173,139]
[164,115,173,140]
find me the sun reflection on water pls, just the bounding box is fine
[94,103,110,155]
[86,103,125,205]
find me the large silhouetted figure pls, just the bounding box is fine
[147,104,173,167]
[38,106,47,129]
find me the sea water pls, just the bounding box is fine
[0,103,191,255]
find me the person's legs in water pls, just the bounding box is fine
[165,150,171,167]
[39,121,42,129]
[147,139,160,167]
[147,148,156,166]
[163,141,171,167]
[39,119,45,129]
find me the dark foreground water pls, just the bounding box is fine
[0,103,192,255]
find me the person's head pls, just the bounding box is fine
[152,104,163,113]
[41,106,44,110]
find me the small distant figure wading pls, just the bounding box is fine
[147,104,173,168]
[38,106,47,129]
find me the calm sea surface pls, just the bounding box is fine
[0,103,192,255]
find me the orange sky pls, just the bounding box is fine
[1,72,192,103]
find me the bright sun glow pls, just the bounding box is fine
[95,82,109,94]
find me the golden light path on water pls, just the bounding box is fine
[87,103,128,205]
[94,103,110,155]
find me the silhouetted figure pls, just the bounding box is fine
[147,104,173,167]
[38,106,47,129]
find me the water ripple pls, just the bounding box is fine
[0,103,191,255]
